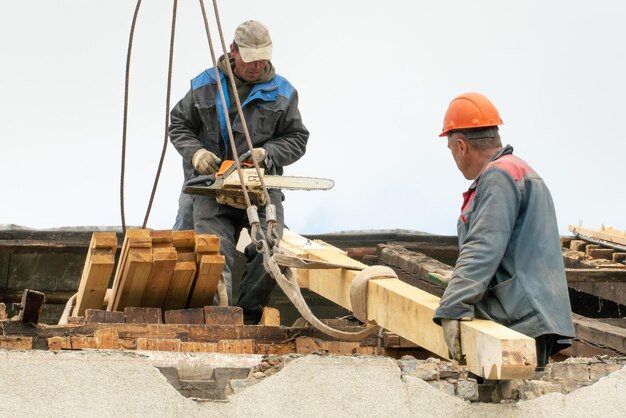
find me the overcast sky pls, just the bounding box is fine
[1,0,625,236]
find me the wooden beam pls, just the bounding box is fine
[572,314,626,354]
[73,232,117,316]
[569,225,626,247]
[187,254,225,308]
[280,229,537,380]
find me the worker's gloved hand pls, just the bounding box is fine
[192,149,221,175]
[441,318,471,361]
[429,269,454,286]
[245,148,267,167]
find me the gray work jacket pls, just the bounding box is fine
[169,67,309,182]
[434,145,575,341]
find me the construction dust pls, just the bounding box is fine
[1,350,625,417]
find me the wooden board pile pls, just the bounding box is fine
[72,229,225,317]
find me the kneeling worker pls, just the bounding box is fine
[432,92,575,369]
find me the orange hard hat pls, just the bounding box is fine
[439,92,503,137]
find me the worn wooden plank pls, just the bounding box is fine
[164,308,205,324]
[587,247,614,260]
[124,307,162,324]
[0,302,6,320]
[85,309,125,324]
[73,232,117,316]
[203,306,244,326]
[295,337,324,353]
[18,289,46,324]
[612,252,626,264]
[570,225,626,247]
[187,254,225,308]
[282,231,537,380]
[565,268,626,283]
[572,314,626,354]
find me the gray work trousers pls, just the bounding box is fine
[192,190,284,324]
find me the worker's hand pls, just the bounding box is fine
[192,149,221,175]
[429,269,454,286]
[441,318,464,361]
[245,148,267,166]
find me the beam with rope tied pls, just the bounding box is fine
[277,229,537,380]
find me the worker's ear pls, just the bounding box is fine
[457,137,469,156]
[229,43,236,55]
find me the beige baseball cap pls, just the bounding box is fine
[234,20,272,63]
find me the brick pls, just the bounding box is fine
[70,336,98,349]
[550,362,590,382]
[0,336,33,350]
[260,307,280,326]
[295,337,323,354]
[165,308,205,324]
[124,307,162,324]
[85,309,125,324]
[181,342,218,352]
[428,380,455,396]
[136,338,182,352]
[203,306,243,326]
[256,343,295,355]
[408,362,439,381]
[48,336,71,350]
[589,361,623,380]
[518,380,563,400]
[217,339,254,354]
[456,378,479,401]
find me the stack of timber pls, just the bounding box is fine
[72,229,224,317]
[279,229,538,380]
[563,224,626,310]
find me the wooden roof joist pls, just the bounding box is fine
[281,230,537,380]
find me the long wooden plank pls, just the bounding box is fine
[187,254,225,308]
[163,253,197,311]
[73,232,117,316]
[141,248,177,307]
[111,247,153,311]
[107,229,152,311]
[569,225,626,247]
[281,229,537,379]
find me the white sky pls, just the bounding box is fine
[1,0,625,235]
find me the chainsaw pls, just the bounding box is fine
[183,151,334,208]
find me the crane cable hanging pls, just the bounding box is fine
[119,0,178,233]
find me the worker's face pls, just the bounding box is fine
[447,133,473,180]
[230,44,268,82]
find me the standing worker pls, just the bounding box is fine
[169,20,309,324]
[432,92,575,369]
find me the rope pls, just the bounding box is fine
[350,266,397,323]
[119,0,143,234]
[198,0,252,208]
[210,0,272,207]
[141,0,179,228]
[265,253,381,341]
